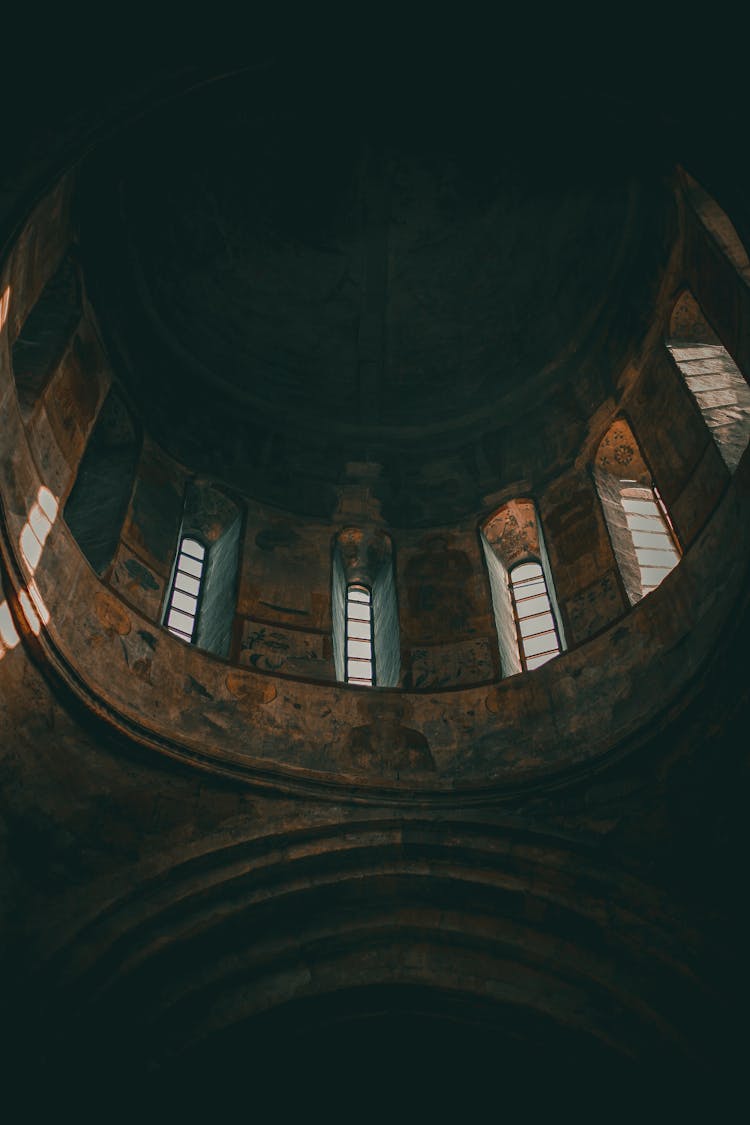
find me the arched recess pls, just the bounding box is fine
[31,821,714,1094]
[480,499,565,675]
[332,527,400,687]
[666,289,750,473]
[11,252,81,420]
[681,170,750,285]
[64,387,140,575]
[594,419,680,606]
[163,479,242,658]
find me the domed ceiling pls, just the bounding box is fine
[78,67,677,522]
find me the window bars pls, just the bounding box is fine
[619,481,680,596]
[165,537,206,643]
[345,583,374,685]
[509,561,561,671]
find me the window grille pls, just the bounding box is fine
[618,481,680,596]
[509,561,561,671]
[164,537,206,643]
[667,317,750,475]
[345,583,374,685]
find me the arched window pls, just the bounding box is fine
[594,418,680,605]
[667,290,750,473]
[508,560,561,671]
[345,583,374,685]
[332,528,400,688]
[164,536,206,643]
[481,499,566,677]
[617,481,679,597]
[682,170,750,285]
[161,481,241,656]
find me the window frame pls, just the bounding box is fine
[164,534,208,644]
[508,557,562,672]
[344,582,376,687]
[617,479,681,597]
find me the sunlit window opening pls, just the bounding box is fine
[619,481,680,596]
[345,583,374,685]
[667,290,750,474]
[509,561,561,671]
[165,537,206,643]
[7,485,58,649]
[594,418,682,606]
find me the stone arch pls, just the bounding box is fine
[682,170,750,285]
[36,819,712,1092]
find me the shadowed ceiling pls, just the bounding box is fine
[78,65,676,521]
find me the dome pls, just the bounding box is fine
[2,45,750,1100]
[77,67,675,521]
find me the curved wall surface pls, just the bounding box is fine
[1,154,748,799]
[3,59,750,1096]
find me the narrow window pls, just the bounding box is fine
[332,528,399,687]
[594,418,681,606]
[509,561,561,671]
[667,290,750,474]
[618,481,680,596]
[481,499,566,678]
[165,537,206,643]
[345,583,374,685]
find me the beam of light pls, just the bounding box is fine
[3,483,60,649]
[27,580,50,626]
[0,285,9,332]
[29,502,52,544]
[18,589,40,635]
[20,523,43,571]
[19,486,59,575]
[37,486,58,522]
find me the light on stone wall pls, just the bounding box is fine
[0,285,9,332]
[5,484,59,650]
[18,590,40,635]
[0,600,21,658]
[19,485,58,575]
[27,580,50,626]
[38,486,59,523]
[20,523,43,571]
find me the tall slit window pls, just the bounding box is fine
[509,561,561,671]
[332,529,399,688]
[667,290,750,474]
[594,418,681,606]
[619,482,680,596]
[165,537,206,643]
[346,583,374,686]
